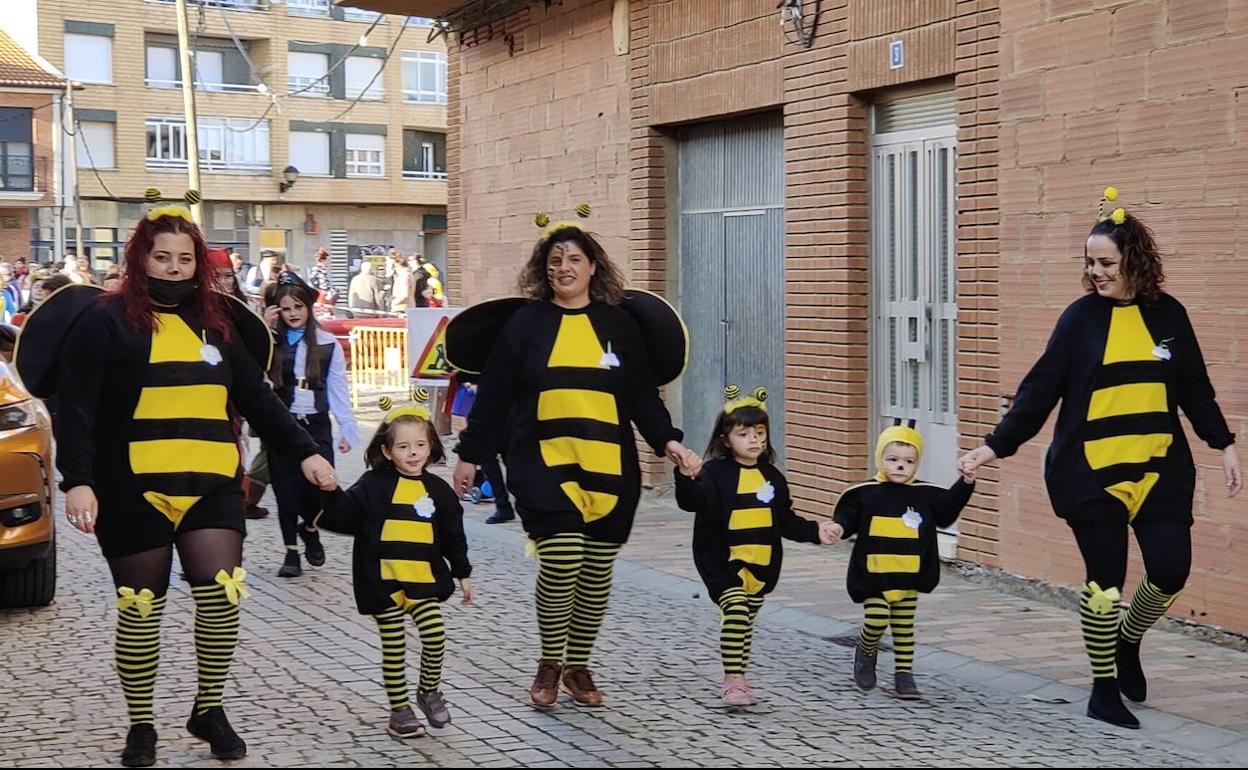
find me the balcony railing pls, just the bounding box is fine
[147,156,271,173]
[341,8,381,22]
[403,89,447,104]
[146,78,262,94]
[403,169,447,180]
[148,0,268,9]
[288,76,331,97]
[286,0,329,16]
[345,85,384,100]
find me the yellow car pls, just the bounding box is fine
[0,323,55,608]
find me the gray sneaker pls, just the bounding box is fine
[853,646,878,692]
[386,706,425,738]
[416,690,452,728]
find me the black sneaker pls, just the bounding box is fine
[853,645,878,692]
[186,705,247,759]
[120,723,157,768]
[1087,677,1140,729]
[485,509,515,524]
[1116,636,1147,703]
[894,672,921,700]
[277,549,302,578]
[302,528,326,567]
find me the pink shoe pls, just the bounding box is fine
[722,676,751,707]
[741,677,758,705]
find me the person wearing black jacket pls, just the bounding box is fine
[959,188,1241,729]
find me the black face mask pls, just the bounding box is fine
[148,277,199,307]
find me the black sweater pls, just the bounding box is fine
[55,296,320,518]
[833,478,974,603]
[986,293,1234,523]
[456,301,681,544]
[316,467,471,615]
[675,459,820,604]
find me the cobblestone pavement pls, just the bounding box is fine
[2,430,1244,767]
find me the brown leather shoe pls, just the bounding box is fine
[561,666,604,707]
[529,661,562,710]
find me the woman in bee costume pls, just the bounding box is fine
[17,192,337,767]
[960,188,1241,730]
[449,206,701,710]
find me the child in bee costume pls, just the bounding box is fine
[830,422,975,700]
[675,387,839,708]
[314,395,473,739]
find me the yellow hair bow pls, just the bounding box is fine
[214,567,251,606]
[117,587,157,618]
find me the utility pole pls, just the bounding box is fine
[174,0,204,224]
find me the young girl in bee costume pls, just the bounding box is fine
[959,188,1241,729]
[675,387,839,707]
[316,394,473,738]
[829,422,975,700]
[450,211,701,710]
[20,195,337,767]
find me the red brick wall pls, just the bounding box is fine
[997,0,1248,631]
[0,208,33,260]
[447,0,631,307]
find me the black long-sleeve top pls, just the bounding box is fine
[986,293,1234,524]
[316,466,471,615]
[833,478,974,603]
[54,296,320,520]
[675,459,820,604]
[456,301,682,544]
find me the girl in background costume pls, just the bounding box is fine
[675,387,838,707]
[40,196,337,767]
[265,271,360,578]
[316,395,472,739]
[829,423,975,700]
[959,188,1241,729]
[451,213,701,710]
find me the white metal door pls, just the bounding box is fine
[871,126,958,486]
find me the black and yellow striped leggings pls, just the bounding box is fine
[534,533,622,667]
[374,600,446,711]
[718,587,766,675]
[858,591,919,673]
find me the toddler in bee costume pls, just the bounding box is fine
[675,387,840,707]
[828,421,975,699]
[315,393,474,738]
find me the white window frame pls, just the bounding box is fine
[341,7,382,22]
[344,133,385,178]
[76,121,116,169]
[286,0,329,17]
[288,131,331,177]
[402,51,446,104]
[287,51,330,97]
[344,56,385,101]
[146,116,271,173]
[64,33,113,85]
[192,50,225,92]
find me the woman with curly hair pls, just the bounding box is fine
[452,223,700,710]
[959,189,1241,730]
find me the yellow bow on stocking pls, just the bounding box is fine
[214,567,251,606]
[1086,581,1122,615]
[117,587,156,618]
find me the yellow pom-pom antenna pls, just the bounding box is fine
[575,202,591,218]
[724,384,767,413]
[1098,185,1125,223]
[1104,186,1118,202]
[184,189,202,205]
[724,384,741,400]
[535,212,551,228]
[413,387,431,403]
[144,188,162,203]
[753,387,768,403]
[378,396,393,411]
[1111,208,1126,225]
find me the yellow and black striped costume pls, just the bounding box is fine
[675,459,821,674]
[55,297,321,559]
[316,467,470,706]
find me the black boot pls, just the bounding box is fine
[1116,636,1147,703]
[277,549,302,578]
[187,705,247,760]
[894,672,921,700]
[853,645,877,692]
[1087,677,1140,729]
[302,527,325,567]
[485,506,515,524]
[120,724,157,768]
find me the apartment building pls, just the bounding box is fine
[6,0,450,275]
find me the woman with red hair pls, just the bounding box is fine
[56,206,338,767]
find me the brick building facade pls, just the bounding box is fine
[356,0,1247,634]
